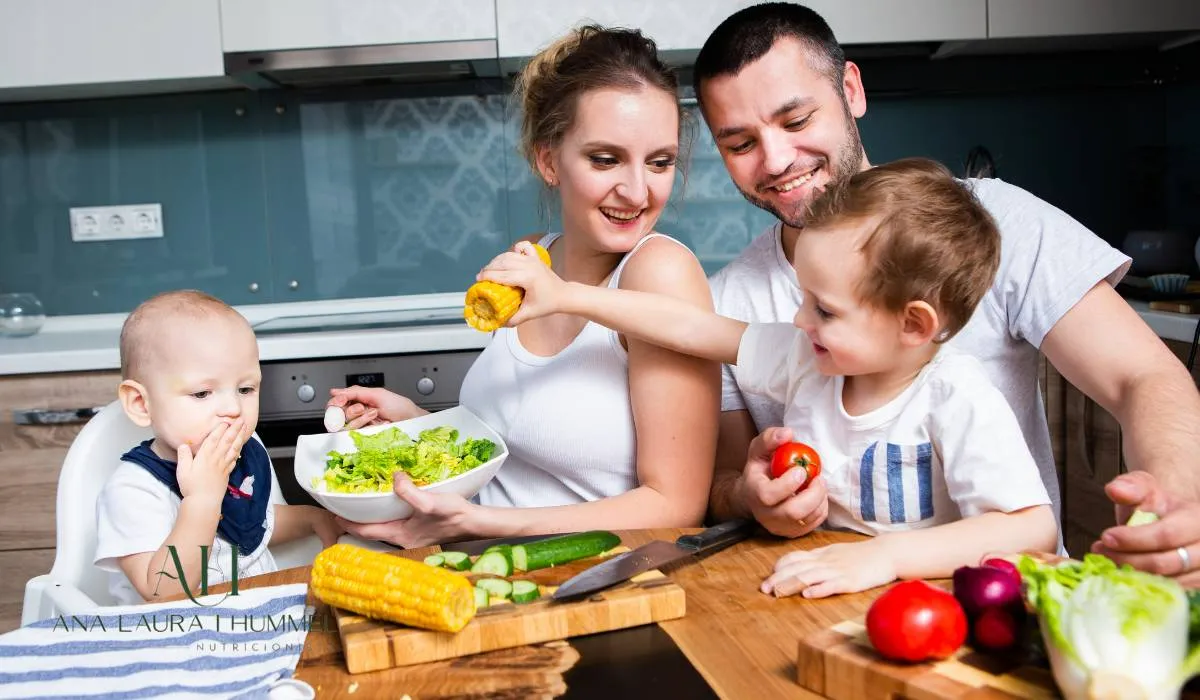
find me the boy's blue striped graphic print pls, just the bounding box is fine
[0,583,311,700]
[859,442,935,524]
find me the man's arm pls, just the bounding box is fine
[1041,282,1200,500]
[709,409,758,521]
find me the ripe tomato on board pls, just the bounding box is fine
[769,442,821,489]
[865,580,967,663]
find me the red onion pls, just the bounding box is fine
[972,605,1021,651]
[982,557,1022,585]
[952,564,1023,616]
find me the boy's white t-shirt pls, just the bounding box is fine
[94,447,278,606]
[738,323,1051,536]
[710,178,1131,523]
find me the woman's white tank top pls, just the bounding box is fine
[459,232,680,508]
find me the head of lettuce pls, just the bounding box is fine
[1020,552,1200,700]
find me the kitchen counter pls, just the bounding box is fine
[1,295,1193,377]
[0,293,489,376]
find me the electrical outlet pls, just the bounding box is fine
[70,204,164,242]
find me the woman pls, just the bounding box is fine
[326,25,720,547]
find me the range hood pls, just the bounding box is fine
[225,39,500,89]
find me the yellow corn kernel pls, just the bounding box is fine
[464,244,551,332]
[310,543,476,633]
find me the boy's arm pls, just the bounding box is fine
[878,506,1058,580]
[117,495,222,602]
[558,281,747,364]
[480,243,747,364]
[271,504,343,547]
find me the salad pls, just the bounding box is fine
[317,425,496,494]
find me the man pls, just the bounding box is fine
[696,2,1200,578]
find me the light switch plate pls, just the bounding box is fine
[70,204,164,242]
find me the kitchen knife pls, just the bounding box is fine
[551,519,757,601]
[444,532,579,557]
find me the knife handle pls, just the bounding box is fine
[677,518,756,553]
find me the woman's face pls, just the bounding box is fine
[540,86,680,253]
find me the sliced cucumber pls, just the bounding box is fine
[483,544,513,557]
[470,550,513,576]
[520,531,621,571]
[511,545,529,572]
[511,580,540,603]
[474,586,489,610]
[476,578,514,600]
[422,554,445,568]
[440,551,471,571]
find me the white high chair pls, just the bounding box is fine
[21,401,324,626]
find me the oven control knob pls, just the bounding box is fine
[297,384,316,403]
[416,377,435,396]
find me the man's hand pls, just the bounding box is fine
[176,419,246,508]
[737,427,828,538]
[1091,470,1200,586]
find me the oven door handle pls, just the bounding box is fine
[265,446,296,460]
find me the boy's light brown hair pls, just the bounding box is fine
[119,290,247,380]
[803,157,1000,342]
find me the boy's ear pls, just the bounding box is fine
[118,380,153,428]
[899,301,940,346]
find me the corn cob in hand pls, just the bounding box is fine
[310,543,476,632]
[464,243,552,332]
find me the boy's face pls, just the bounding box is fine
[134,315,261,459]
[791,224,905,376]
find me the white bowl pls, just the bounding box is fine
[295,405,508,523]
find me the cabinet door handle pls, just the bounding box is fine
[13,407,103,425]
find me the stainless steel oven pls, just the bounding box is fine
[256,348,481,507]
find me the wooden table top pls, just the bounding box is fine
[223,529,875,699]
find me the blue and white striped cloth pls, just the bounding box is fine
[0,583,312,699]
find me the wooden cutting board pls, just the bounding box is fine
[798,616,1200,699]
[331,550,686,674]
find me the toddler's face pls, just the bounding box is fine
[791,225,906,376]
[141,315,261,459]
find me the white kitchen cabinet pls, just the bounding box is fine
[496,0,988,60]
[220,0,497,53]
[0,0,224,92]
[987,0,1200,39]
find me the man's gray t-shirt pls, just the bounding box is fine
[709,177,1132,522]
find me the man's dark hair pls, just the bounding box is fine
[692,3,845,105]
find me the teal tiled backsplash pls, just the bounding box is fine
[0,81,1192,316]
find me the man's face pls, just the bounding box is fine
[699,37,868,228]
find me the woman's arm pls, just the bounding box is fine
[340,238,722,545]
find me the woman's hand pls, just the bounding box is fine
[336,473,481,548]
[477,241,567,326]
[325,386,425,431]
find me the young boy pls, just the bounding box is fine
[94,290,342,605]
[479,158,1058,599]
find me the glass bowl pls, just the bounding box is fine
[0,293,46,337]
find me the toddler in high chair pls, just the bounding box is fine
[94,290,343,605]
[477,157,1059,598]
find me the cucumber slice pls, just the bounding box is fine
[511,580,540,603]
[422,554,445,568]
[474,586,489,610]
[484,544,513,557]
[520,531,621,571]
[470,550,513,576]
[511,545,529,572]
[440,551,471,571]
[476,578,514,599]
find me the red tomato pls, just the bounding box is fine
[769,442,821,489]
[865,580,967,663]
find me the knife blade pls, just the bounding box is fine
[551,518,756,601]
[443,532,579,556]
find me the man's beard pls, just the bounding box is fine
[738,114,864,229]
